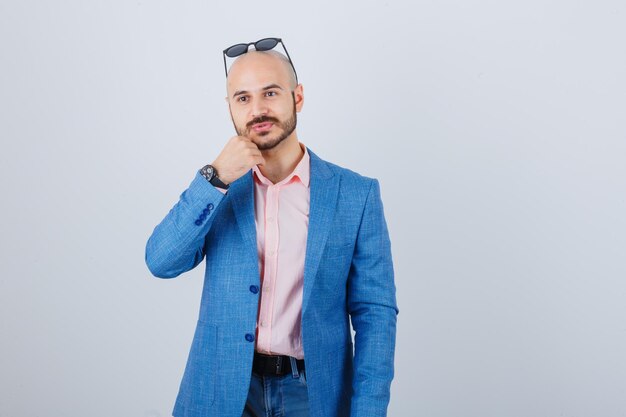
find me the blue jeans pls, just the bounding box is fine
[242,357,310,417]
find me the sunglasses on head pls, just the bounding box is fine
[222,37,298,83]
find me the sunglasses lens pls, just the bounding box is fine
[255,38,279,51]
[225,44,249,57]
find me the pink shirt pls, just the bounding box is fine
[216,142,309,359]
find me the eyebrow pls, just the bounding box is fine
[232,84,284,99]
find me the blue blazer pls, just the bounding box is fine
[145,147,398,417]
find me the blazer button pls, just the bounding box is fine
[207,203,214,210]
[245,333,255,342]
[249,285,259,294]
[194,219,202,226]
[202,208,209,215]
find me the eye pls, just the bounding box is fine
[265,91,277,97]
[236,95,248,103]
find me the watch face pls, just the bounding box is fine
[202,165,215,178]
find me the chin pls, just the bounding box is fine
[257,134,288,151]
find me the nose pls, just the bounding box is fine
[250,98,268,119]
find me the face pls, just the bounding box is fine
[226,52,303,151]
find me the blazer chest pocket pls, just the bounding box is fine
[319,242,354,290]
[323,240,354,259]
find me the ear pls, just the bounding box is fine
[294,83,304,112]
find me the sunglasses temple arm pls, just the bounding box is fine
[281,44,298,84]
[223,53,229,78]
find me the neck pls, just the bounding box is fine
[257,134,304,184]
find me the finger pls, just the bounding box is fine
[246,140,260,150]
[238,135,253,143]
[248,148,263,157]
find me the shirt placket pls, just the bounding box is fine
[260,183,280,352]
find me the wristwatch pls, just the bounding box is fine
[199,164,229,189]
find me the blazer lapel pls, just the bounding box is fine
[229,170,259,280]
[302,148,339,314]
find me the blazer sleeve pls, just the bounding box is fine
[347,178,399,417]
[145,171,227,278]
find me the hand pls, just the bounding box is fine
[211,136,265,185]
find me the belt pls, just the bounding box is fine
[253,352,305,376]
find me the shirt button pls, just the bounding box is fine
[260,321,267,327]
[245,333,255,342]
[263,285,270,291]
[249,285,259,294]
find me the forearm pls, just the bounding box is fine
[145,171,226,278]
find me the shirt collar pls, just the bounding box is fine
[253,142,310,188]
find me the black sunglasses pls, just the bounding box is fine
[222,37,298,83]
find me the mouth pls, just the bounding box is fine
[251,122,273,133]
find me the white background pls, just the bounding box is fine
[1,1,625,416]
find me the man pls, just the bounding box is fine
[145,37,398,417]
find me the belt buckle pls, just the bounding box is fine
[275,356,283,374]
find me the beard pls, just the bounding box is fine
[231,93,297,151]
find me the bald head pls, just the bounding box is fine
[226,50,298,92]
